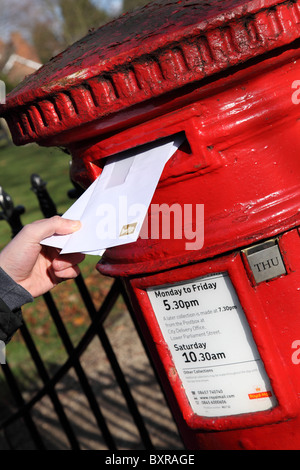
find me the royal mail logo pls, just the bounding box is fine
[120,222,138,237]
[248,390,272,400]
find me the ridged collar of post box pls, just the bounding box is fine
[2,0,300,147]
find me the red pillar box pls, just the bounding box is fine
[2,0,300,450]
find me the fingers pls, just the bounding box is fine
[53,264,81,280]
[22,216,82,244]
[51,252,85,279]
[52,253,85,272]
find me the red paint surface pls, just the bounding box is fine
[2,0,300,450]
[3,0,300,147]
[126,234,300,449]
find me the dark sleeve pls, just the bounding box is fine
[0,268,33,343]
[0,298,23,344]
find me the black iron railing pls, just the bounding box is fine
[0,175,183,450]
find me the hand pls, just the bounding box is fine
[0,216,85,298]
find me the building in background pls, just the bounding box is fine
[0,32,41,145]
[0,32,41,86]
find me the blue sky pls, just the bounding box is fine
[93,0,123,14]
[0,0,125,44]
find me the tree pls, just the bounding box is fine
[0,0,151,67]
[59,0,109,45]
[123,0,151,13]
[32,22,63,63]
[31,0,109,62]
[0,73,15,94]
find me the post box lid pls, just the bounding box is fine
[2,0,300,145]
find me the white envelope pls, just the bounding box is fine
[42,135,184,255]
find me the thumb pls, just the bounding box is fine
[23,216,81,244]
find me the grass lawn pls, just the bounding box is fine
[0,142,72,247]
[0,142,125,396]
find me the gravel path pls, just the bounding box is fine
[0,300,185,450]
